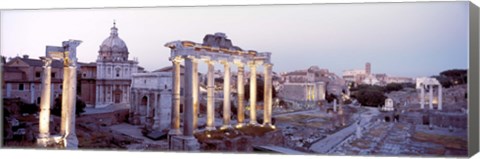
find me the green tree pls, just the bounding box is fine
[354,89,386,107]
[385,83,403,93]
[51,95,86,116]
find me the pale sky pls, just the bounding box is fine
[0,2,469,77]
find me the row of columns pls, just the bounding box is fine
[170,56,274,137]
[419,84,443,110]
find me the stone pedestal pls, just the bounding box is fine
[168,129,182,149]
[170,135,200,151]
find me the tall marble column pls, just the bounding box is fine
[429,84,433,110]
[170,58,181,134]
[192,59,199,131]
[249,62,258,125]
[221,61,232,129]
[438,85,442,110]
[263,63,273,127]
[236,62,245,127]
[420,85,425,109]
[60,58,78,149]
[206,60,215,130]
[183,56,194,136]
[37,57,52,147]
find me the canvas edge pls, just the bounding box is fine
[468,1,480,157]
[0,10,4,148]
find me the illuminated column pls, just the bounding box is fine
[263,63,273,127]
[60,57,78,149]
[249,62,258,125]
[438,85,442,110]
[420,85,425,109]
[236,62,245,127]
[183,56,194,136]
[37,57,52,147]
[221,61,232,129]
[192,59,199,130]
[206,60,215,130]
[429,84,433,110]
[170,58,181,134]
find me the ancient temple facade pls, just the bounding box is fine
[95,23,139,108]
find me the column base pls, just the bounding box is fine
[205,126,216,131]
[249,121,260,126]
[168,128,182,149]
[36,136,52,148]
[36,135,64,148]
[170,135,200,151]
[261,123,276,129]
[219,125,233,130]
[63,134,78,149]
[235,123,246,129]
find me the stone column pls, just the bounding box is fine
[183,56,194,136]
[206,60,215,130]
[429,84,433,110]
[236,62,245,127]
[60,59,78,149]
[438,85,442,110]
[170,58,181,134]
[333,99,337,112]
[95,85,99,105]
[263,63,273,127]
[192,59,199,131]
[420,85,425,109]
[249,62,258,125]
[221,61,232,130]
[153,93,160,130]
[37,57,52,147]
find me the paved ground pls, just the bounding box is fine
[84,104,129,115]
[109,123,168,151]
[309,107,380,153]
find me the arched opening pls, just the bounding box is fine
[141,96,148,106]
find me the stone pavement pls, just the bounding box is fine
[109,123,168,150]
[309,107,379,153]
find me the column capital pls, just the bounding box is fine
[40,57,53,67]
[171,56,183,63]
[234,61,245,67]
[263,63,273,67]
[183,55,198,62]
[205,59,215,65]
[220,60,230,66]
[248,61,256,66]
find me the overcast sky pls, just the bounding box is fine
[0,1,469,77]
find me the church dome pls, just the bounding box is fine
[98,22,129,61]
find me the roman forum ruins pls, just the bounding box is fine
[37,40,82,149]
[165,33,274,150]
[416,77,443,110]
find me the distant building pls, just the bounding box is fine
[2,23,147,109]
[278,66,347,102]
[2,55,65,104]
[343,62,413,86]
[95,23,140,108]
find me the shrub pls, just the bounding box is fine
[51,96,86,116]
